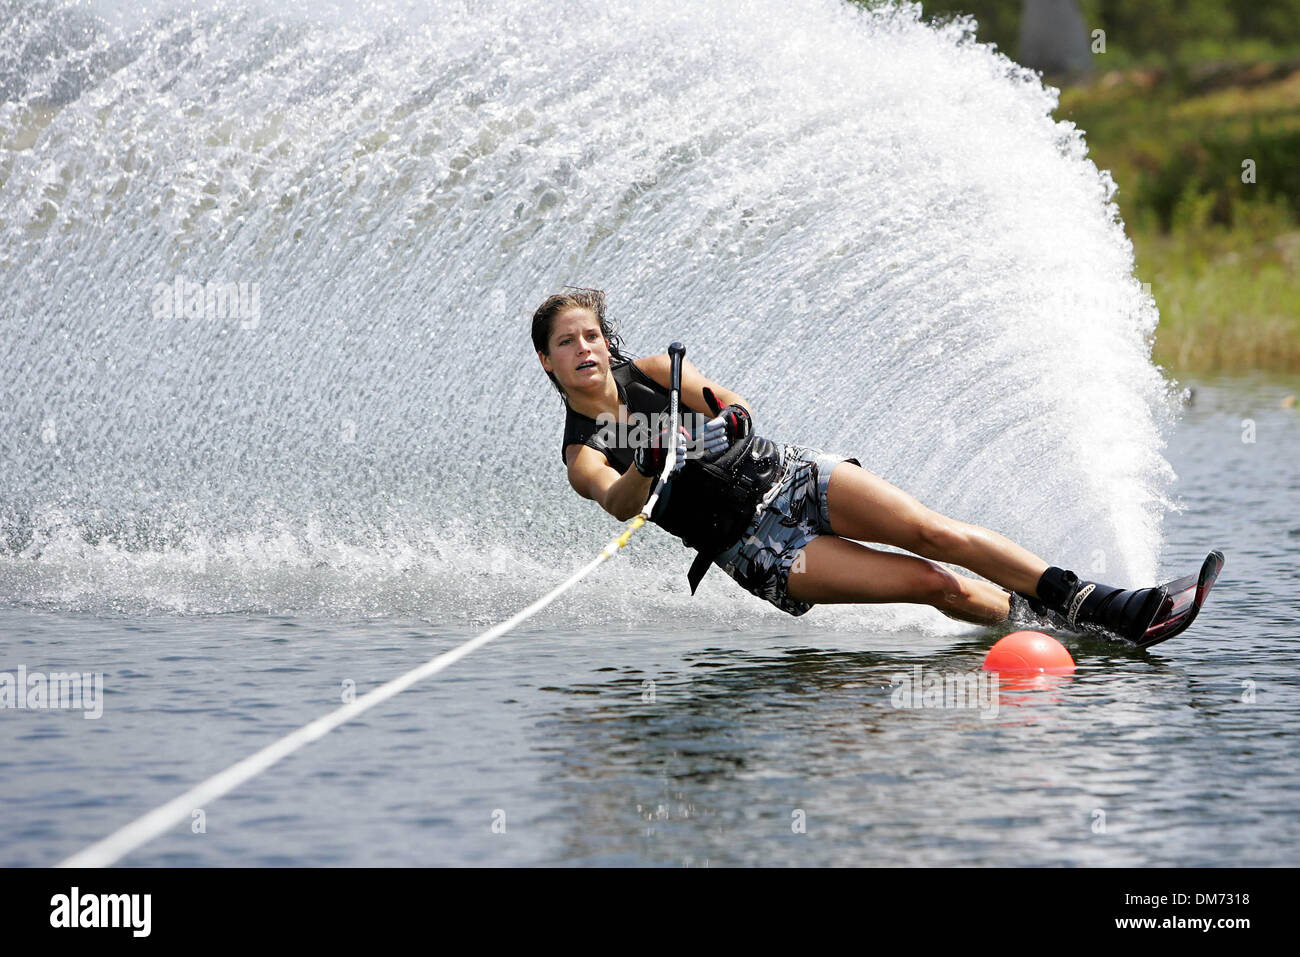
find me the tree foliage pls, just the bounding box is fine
[871,0,1300,66]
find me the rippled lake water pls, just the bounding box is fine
[2,376,1297,867]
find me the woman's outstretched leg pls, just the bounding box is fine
[820,461,1173,641]
[823,462,1048,595]
[786,536,1011,625]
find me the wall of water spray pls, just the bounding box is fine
[0,0,1179,623]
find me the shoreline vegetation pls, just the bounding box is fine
[1058,61,1300,375]
[891,0,1300,375]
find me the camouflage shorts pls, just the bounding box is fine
[713,444,861,616]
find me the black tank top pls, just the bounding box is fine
[560,360,676,472]
[558,359,782,594]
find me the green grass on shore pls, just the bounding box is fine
[1137,209,1300,373]
[1057,63,1300,374]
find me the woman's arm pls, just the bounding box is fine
[634,355,752,420]
[565,443,656,521]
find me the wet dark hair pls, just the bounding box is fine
[531,286,630,401]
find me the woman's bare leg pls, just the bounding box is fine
[786,536,1012,625]
[823,462,1048,596]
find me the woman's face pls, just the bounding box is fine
[539,307,612,394]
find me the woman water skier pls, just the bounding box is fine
[531,287,1167,641]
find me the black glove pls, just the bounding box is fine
[633,423,690,478]
[699,387,751,462]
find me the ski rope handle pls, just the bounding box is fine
[638,341,685,521]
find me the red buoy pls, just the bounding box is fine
[982,630,1075,675]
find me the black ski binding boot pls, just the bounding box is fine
[1016,567,1168,645]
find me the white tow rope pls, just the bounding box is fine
[59,344,688,868]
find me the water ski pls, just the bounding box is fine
[1132,549,1225,649]
[1016,550,1225,649]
